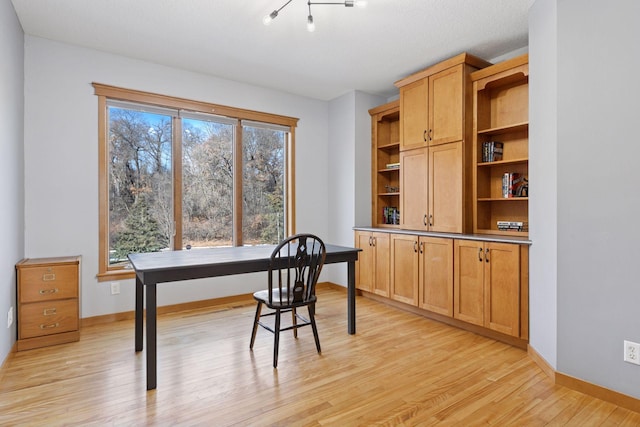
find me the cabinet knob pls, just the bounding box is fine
[419,241,424,254]
[413,241,418,253]
[485,248,490,263]
[429,214,433,227]
[368,236,372,246]
[429,129,433,141]
[423,130,428,142]
[478,248,483,262]
[423,214,427,226]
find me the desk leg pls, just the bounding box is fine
[347,260,356,335]
[146,283,157,390]
[135,276,143,352]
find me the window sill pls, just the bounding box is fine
[96,269,136,282]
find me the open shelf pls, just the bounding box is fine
[471,54,529,237]
[370,100,401,228]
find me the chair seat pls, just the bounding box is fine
[253,289,317,309]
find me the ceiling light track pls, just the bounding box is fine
[263,0,367,32]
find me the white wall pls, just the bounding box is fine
[23,36,333,318]
[554,0,640,399]
[325,90,385,286]
[528,0,558,369]
[0,0,25,362]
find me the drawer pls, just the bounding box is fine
[19,299,79,339]
[19,265,78,303]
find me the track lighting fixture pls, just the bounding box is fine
[264,0,367,32]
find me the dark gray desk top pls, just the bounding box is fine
[128,244,360,285]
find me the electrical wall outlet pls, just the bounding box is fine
[110,282,121,295]
[624,340,640,365]
[7,306,13,328]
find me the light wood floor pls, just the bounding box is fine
[2,287,640,426]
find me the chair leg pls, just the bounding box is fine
[292,307,298,339]
[250,302,262,350]
[273,309,281,368]
[309,303,321,354]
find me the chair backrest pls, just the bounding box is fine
[268,234,327,306]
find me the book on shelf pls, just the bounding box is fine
[497,221,528,232]
[383,206,400,225]
[502,172,527,198]
[482,141,503,162]
[385,162,400,169]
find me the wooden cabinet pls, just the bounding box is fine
[400,141,464,233]
[16,256,81,351]
[400,147,428,230]
[390,233,419,306]
[369,101,400,228]
[395,53,490,234]
[453,240,522,337]
[355,231,390,297]
[471,54,529,236]
[398,63,470,150]
[418,237,453,316]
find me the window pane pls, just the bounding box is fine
[182,118,234,248]
[242,125,286,245]
[108,107,173,265]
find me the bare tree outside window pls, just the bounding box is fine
[105,101,290,269]
[108,107,172,265]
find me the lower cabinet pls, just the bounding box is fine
[453,240,522,337]
[390,234,419,305]
[355,230,390,297]
[419,237,454,316]
[355,230,528,341]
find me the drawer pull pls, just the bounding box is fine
[40,322,60,330]
[42,273,56,281]
[39,288,59,295]
[43,308,57,316]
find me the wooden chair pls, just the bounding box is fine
[249,234,327,368]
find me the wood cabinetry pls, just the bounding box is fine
[471,54,529,236]
[453,240,524,337]
[369,101,400,228]
[355,231,390,297]
[16,256,81,351]
[390,233,419,306]
[389,233,454,314]
[395,53,491,234]
[398,63,471,150]
[418,237,453,316]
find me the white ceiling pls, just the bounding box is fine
[10,0,529,101]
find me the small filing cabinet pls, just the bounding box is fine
[16,256,81,351]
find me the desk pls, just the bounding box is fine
[128,244,360,390]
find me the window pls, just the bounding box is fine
[94,84,298,280]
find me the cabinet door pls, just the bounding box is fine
[428,65,464,146]
[429,141,463,233]
[453,240,484,326]
[390,234,419,306]
[400,79,428,151]
[419,237,453,316]
[484,242,520,336]
[400,148,428,230]
[355,231,374,292]
[372,232,390,297]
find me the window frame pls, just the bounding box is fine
[94,83,298,281]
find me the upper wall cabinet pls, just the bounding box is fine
[470,54,529,237]
[396,53,492,152]
[394,53,491,233]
